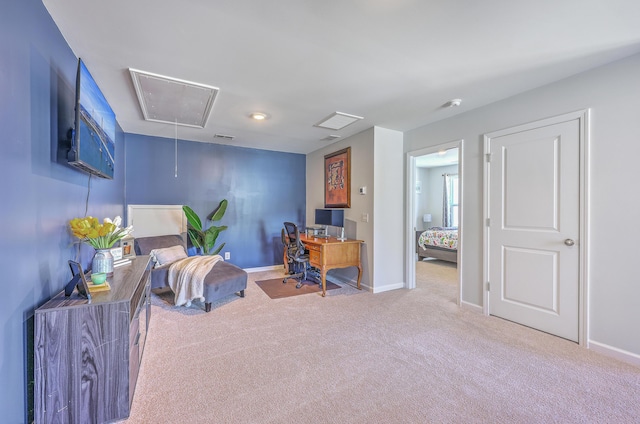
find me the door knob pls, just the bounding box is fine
[564,239,575,246]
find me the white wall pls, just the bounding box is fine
[404,52,640,361]
[307,128,375,287]
[373,127,404,292]
[306,127,404,292]
[415,167,429,229]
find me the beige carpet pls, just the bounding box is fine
[120,262,640,423]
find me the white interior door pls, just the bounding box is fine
[486,118,580,342]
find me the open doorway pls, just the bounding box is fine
[406,140,463,304]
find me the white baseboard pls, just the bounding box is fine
[325,273,346,284]
[244,265,283,273]
[588,340,640,367]
[326,274,372,292]
[372,282,405,293]
[327,273,404,294]
[460,300,482,312]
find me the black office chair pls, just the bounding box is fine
[282,222,310,289]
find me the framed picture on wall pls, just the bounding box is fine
[324,147,351,208]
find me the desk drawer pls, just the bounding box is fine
[309,250,321,265]
[306,244,321,252]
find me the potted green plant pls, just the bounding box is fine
[182,199,228,255]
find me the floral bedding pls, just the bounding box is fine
[419,227,458,250]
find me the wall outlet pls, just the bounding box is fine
[361,213,369,223]
[224,252,230,260]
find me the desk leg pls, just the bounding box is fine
[321,270,327,297]
[356,264,363,290]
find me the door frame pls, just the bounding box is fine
[482,110,590,346]
[405,139,464,303]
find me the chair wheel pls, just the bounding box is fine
[296,282,302,289]
[283,279,287,284]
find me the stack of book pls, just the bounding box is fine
[87,280,111,293]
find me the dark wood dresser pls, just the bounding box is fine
[34,256,151,423]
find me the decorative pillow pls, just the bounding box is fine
[149,245,187,266]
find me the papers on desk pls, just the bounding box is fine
[114,258,132,268]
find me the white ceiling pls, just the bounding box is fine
[43,0,640,155]
[416,148,458,168]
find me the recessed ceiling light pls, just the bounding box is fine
[250,112,267,120]
[314,112,363,130]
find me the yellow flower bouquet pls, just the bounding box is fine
[69,216,133,249]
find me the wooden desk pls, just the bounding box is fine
[299,234,363,296]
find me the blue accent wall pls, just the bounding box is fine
[2,1,305,420]
[125,134,306,268]
[1,0,126,421]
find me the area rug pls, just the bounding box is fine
[255,277,340,299]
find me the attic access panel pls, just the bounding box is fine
[129,69,219,128]
[314,112,363,130]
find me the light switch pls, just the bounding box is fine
[361,213,369,223]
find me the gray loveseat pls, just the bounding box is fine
[134,234,247,312]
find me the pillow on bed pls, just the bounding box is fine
[150,245,187,266]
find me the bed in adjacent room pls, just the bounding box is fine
[416,227,458,263]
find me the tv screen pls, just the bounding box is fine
[68,59,116,179]
[315,209,344,227]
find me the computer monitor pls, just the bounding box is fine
[315,209,344,227]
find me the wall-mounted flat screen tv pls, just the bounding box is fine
[67,59,116,179]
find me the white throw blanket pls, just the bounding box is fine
[167,255,223,307]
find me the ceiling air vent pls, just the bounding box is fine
[321,135,341,141]
[129,68,219,128]
[214,134,235,141]
[314,112,363,130]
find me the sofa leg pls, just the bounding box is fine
[239,290,245,298]
[205,302,212,312]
